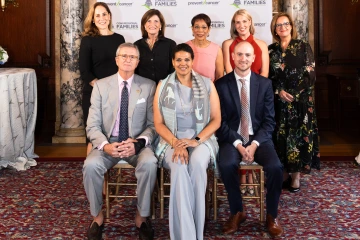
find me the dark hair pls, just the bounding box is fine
[140,9,166,38]
[83,2,112,37]
[172,43,194,60]
[191,13,211,27]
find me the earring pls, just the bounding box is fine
[192,34,194,36]
[208,34,210,37]
[160,28,162,31]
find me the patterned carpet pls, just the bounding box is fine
[0,161,359,239]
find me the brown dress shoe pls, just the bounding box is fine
[222,211,247,234]
[266,214,283,238]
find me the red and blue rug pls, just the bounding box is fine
[0,161,359,239]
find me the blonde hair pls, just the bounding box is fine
[230,9,255,38]
[270,12,297,42]
[82,2,112,37]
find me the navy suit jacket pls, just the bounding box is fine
[215,71,275,146]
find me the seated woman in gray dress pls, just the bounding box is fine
[154,43,221,240]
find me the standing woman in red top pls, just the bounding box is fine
[222,9,269,195]
[222,9,269,77]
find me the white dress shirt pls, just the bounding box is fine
[233,71,260,148]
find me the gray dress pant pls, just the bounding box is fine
[83,141,157,217]
[163,144,210,240]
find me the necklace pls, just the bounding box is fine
[176,80,194,116]
[147,38,157,50]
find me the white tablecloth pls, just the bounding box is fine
[0,68,38,170]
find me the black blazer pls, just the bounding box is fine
[215,71,275,146]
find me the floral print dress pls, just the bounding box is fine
[268,39,320,173]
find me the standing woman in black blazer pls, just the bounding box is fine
[134,9,176,84]
[80,2,125,154]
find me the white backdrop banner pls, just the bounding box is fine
[100,0,272,46]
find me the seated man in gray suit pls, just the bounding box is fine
[83,43,158,240]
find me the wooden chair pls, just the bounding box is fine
[104,160,156,219]
[213,162,265,221]
[159,167,212,219]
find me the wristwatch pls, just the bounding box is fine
[195,136,201,145]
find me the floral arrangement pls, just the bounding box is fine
[0,46,9,65]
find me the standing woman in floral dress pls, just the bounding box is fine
[268,12,320,192]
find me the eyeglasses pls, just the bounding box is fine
[275,22,291,29]
[117,54,139,61]
[193,26,208,30]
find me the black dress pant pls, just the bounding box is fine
[217,138,283,218]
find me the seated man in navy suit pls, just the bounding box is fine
[214,41,283,238]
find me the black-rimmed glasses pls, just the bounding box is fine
[275,22,291,29]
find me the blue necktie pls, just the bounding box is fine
[118,81,129,142]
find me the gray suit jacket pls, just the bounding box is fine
[86,73,157,149]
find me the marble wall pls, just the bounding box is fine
[60,0,83,129]
[53,0,85,143]
[282,0,309,41]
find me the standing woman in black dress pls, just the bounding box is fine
[134,9,176,84]
[80,2,125,154]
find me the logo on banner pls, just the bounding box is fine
[231,0,241,8]
[154,0,177,7]
[231,0,266,8]
[254,22,266,27]
[143,0,153,9]
[211,21,225,28]
[166,23,178,28]
[112,0,134,7]
[115,22,139,30]
[188,0,220,6]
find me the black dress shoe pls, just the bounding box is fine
[288,185,300,193]
[138,220,154,240]
[282,176,292,189]
[87,221,104,240]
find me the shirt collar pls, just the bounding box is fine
[234,71,251,83]
[117,73,134,87]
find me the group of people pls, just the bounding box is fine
[80,2,320,240]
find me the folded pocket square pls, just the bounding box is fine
[136,98,146,104]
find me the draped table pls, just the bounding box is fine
[0,68,38,170]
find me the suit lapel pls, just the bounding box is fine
[249,72,259,122]
[227,72,241,118]
[108,74,120,133]
[129,75,142,133]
